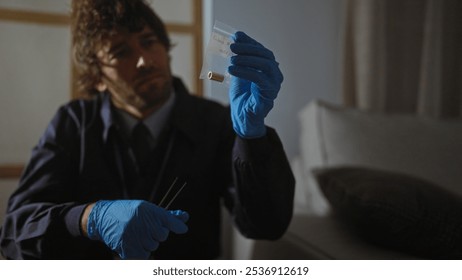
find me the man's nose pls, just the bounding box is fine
[136,56,147,68]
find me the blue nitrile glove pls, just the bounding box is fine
[87,200,189,259]
[228,31,284,138]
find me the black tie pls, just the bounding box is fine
[131,122,153,171]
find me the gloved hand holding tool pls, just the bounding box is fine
[228,31,284,139]
[86,200,189,259]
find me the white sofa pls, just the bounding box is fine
[249,100,462,259]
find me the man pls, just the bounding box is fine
[0,0,294,259]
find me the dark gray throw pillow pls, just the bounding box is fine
[313,166,462,259]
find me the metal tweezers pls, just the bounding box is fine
[158,177,187,209]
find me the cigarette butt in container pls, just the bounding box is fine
[207,71,225,83]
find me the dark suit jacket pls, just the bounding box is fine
[0,78,295,259]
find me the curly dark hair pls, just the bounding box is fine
[71,0,171,97]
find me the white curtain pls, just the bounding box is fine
[343,0,462,118]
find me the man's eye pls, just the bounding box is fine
[111,48,128,59]
[143,37,160,47]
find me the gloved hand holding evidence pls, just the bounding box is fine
[228,31,284,139]
[86,200,189,259]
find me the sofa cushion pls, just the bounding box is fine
[314,166,462,259]
[299,100,462,197]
